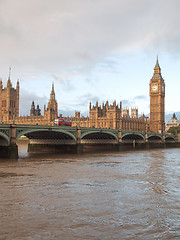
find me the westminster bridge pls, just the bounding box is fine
[0,124,177,159]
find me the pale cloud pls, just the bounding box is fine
[20,89,48,116]
[0,0,180,115]
[0,0,180,73]
[51,74,74,91]
[134,95,148,100]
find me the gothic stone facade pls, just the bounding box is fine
[149,58,165,133]
[0,58,165,132]
[0,77,19,122]
[0,79,58,125]
[70,101,149,131]
[71,58,165,133]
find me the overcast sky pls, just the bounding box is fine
[0,0,180,117]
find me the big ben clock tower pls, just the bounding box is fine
[149,57,165,133]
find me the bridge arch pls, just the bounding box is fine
[0,132,9,146]
[122,133,145,141]
[165,135,176,142]
[16,129,76,143]
[81,131,118,143]
[148,135,163,142]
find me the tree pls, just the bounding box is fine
[168,126,180,135]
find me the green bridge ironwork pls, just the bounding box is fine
[0,124,177,159]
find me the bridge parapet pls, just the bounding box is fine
[0,124,178,159]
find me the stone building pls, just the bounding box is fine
[30,101,41,116]
[149,57,165,133]
[70,58,165,132]
[0,77,19,122]
[0,77,58,125]
[0,58,166,132]
[165,113,180,131]
[70,101,149,131]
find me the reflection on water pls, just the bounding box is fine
[0,144,180,240]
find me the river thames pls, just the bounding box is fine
[0,145,179,240]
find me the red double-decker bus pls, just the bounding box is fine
[54,118,72,126]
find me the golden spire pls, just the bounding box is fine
[7,66,12,87]
[154,56,161,74]
[50,82,55,99]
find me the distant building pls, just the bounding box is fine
[0,77,58,125]
[166,113,180,131]
[0,58,167,132]
[71,58,166,132]
[149,57,165,133]
[30,101,41,116]
[70,101,149,131]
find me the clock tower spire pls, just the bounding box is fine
[149,57,165,133]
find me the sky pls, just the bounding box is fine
[0,0,180,118]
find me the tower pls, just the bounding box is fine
[149,57,165,133]
[44,83,58,122]
[0,73,19,123]
[131,107,138,119]
[30,101,36,116]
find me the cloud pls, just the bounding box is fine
[121,99,131,106]
[1,0,180,115]
[51,74,74,91]
[20,89,48,115]
[133,95,148,100]
[0,0,180,75]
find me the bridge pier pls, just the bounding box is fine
[0,144,18,159]
[0,124,18,159]
[9,124,18,159]
[76,144,83,154]
[8,144,18,159]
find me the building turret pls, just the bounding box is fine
[0,79,3,89]
[7,76,12,88]
[154,56,161,74]
[50,82,55,100]
[44,83,58,121]
[120,101,122,112]
[16,80,20,117]
[122,108,129,118]
[16,80,19,89]
[0,71,19,122]
[36,105,41,116]
[106,100,109,108]
[113,100,116,109]
[30,101,36,116]
[131,107,138,119]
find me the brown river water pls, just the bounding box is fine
[0,144,180,240]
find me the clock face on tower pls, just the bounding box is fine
[151,84,158,92]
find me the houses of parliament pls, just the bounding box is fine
[0,58,165,133]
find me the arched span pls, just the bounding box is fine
[148,135,163,141]
[81,131,118,141]
[122,133,145,141]
[16,129,76,142]
[165,136,176,142]
[0,132,10,145]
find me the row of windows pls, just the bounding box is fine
[2,100,6,107]
[10,101,16,107]
[1,100,16,107]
